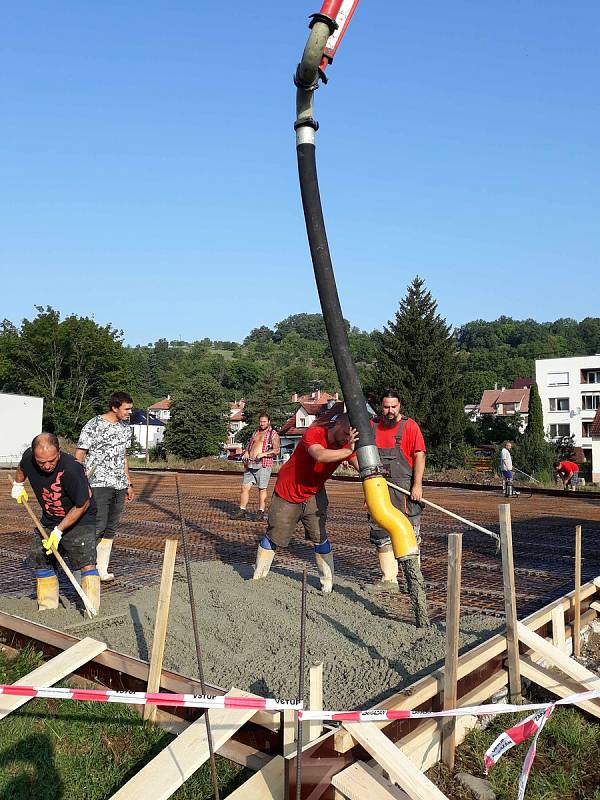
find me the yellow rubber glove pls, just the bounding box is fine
[42,527,62,554]
[11,482,28,504]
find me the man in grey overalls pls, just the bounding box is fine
[369,390,429,627]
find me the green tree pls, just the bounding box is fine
[223,359,261,397]
[9,307,129,438]
[242,372,294,441]
[372,277,464,467]
[163,375,228,459]
[515,383,555,478]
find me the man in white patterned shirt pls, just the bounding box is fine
[76,391,135,580]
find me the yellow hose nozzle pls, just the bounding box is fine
[363,476,419,559]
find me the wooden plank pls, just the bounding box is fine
[520,656,600,719]
[574,525,582,657]
[442,533,461,769]
[591,601,600,613]
[517,622,600,691]
[334,633,508,753]
[521,579,597,631]
[109,689,259,799]
[499,503,521,701]
[332,761,411,800]
[282,709,296,756]
[305,661,323,742]
[144,539,178,723]
[398,670,508,773]
[137,706,273,771]
[551,606,566,652]
[343,722,449,800]
[0,637,106,720]
[225,755,284,800]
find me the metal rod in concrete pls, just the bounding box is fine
[295,569,308,800]
[175,476,220,800]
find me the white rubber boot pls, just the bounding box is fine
[96,538,115,581]
[253,546,275,580]
[374,547,399,593]
[315,551,334,594]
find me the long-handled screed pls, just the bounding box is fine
[7,475,98,618]
[174,476,220,800]
[385,478,501,552]
[513,467,540,484]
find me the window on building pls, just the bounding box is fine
[549,423,570,438]
[299,418,306,427]
[549,398,570,412]
[582,421,593,438]
[582,393,600,410]
[547,372,569,386]
[582,370,600,384]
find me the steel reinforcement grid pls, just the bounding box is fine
[0,471,599,623]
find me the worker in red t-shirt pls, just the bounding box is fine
[351,389,429,627]
[252,412,358,592]
[553,460,580,491]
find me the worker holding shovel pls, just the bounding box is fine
[11,433,100,612]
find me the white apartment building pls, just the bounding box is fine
[535,355,600,482]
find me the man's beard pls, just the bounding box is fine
[381,414,398,428]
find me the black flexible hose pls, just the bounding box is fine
[296,141,375,452]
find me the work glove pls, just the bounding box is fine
[11,482,28,504]
[42,527,62,554]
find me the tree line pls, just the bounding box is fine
[1,286,597,472]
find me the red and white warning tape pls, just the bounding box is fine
[0,685,302,711]
[484,704,555,800]
[1,683,599,718]
[2,683,598,799]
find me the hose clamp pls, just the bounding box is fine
[308,13,339,35]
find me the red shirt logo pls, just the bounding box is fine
[42,470,66,518]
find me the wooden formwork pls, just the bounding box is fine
[1,575,599,799]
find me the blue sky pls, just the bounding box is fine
[2,1,598,345]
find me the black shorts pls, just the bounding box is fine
[266,490,328,548]
[28,521,97,572]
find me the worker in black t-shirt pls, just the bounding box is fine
[12,432,100,611]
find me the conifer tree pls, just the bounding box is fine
[164,374,228,459]
[516,382,554,478]
[373,277,464,466]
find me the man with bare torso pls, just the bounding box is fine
[231,413,280,521]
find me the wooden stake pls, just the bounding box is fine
[143,539,178,722]
[551,606,566,653]
[574,525,582,658]
[499,504,521,702]
[442,533,462,770]
[304,661,323,742]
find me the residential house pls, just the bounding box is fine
[591,409,600,483]
[535,355,600,483]
[225,400,247,457]
[278,390,340,457]
[148,396,172,422]
[478,383,530,430]
[130,409,166,451]
[463,404,480,422]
